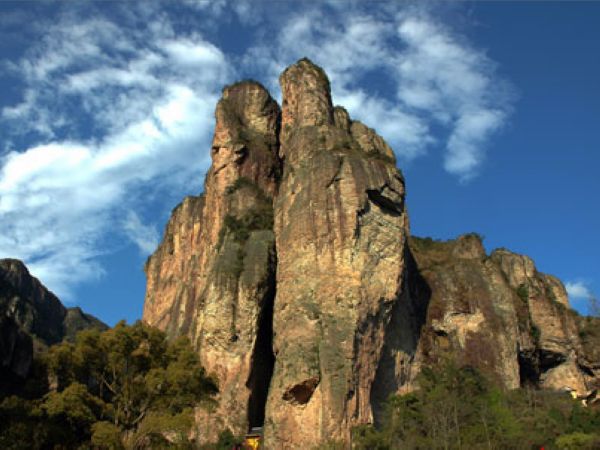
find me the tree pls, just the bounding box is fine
[41,321,218,448]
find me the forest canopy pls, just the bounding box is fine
[0,321,218,449]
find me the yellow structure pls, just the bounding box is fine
[244,434,260,449]
[243,427,262,449]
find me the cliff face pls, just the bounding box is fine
[0,259,106,393]
[263,59,409,446]
[143,59,599,448]
[144,80,281,439]
[403,236,599,395]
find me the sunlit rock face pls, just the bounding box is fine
[262,58,409,447]
[399,236,598,404]
[143,80,281,441]
[143,59,599,449]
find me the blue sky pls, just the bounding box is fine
[0,1,598,325]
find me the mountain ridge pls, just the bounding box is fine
[0,258,107,395]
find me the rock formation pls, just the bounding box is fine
[143,80,281,440]
[143,58,600,448]
[0,258,106,395]
[262,59,408,447]
[394,236,599,402]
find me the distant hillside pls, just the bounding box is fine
[0,258,106,394]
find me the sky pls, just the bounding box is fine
[0,1,598,325]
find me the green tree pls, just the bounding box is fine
[556,432,600,450]
[41,321,218,448]
[91,421,125,449]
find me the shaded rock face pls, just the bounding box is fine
[0,259,106,394]
[398,236,599,399]
[143,59,598,448]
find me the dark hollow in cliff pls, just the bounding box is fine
[370,246,432,426]
[246,269,276,429]
[518,348,540,387]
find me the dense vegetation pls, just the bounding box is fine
[3,323,599,449]
[348,360,600,450]
[0,322,218,449]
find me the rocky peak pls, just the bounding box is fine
[279,58,333,146]
[144,78,281,440]
[490,248,538,289]
[0,258,69,345]
[143,58,599,449]
[208,80,280,221]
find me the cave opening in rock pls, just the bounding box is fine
[518,349,540,387]
[246,272,276,430]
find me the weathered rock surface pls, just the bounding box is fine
[142,58,599,448]
[143,80,281,440]
[393,236,600,399]
[0,259,106,395]
[263,58,408,447]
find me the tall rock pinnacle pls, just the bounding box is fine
[265,58,409,446]
[143,80,281,439]
[143,58,600,449]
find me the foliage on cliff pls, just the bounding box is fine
[350,361,600,450]
[0,321,217,449]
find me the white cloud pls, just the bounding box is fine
[393,13,512,180]
[0,7,230,299]
[123,212,159,255]
[566,281,592,299]
[243,5,513,179]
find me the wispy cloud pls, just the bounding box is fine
[0,7,230,298]
[123,211,160,255]
[566,281,593,299]
[243,4,513,180]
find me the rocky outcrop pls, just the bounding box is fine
[393,236,600,399]
[0,259,106,395]
[143,60,408,447]
[143,80,281,440]
[263,59,408,447]
[142,59,598,448]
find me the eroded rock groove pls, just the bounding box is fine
[246,266,276,429]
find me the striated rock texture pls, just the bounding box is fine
[263,59,408,447]
[0,259,106,395]
[143,59,599,448]
[143,80,281,440]
[395,236,600,398]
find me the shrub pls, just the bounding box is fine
[517,283,529,302]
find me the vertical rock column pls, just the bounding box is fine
[264,59,409,448]
[143,81,281,440]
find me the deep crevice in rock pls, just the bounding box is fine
[579,363,595,377]
[539,349,567,373]
[518,347,568,388]
[246,259,276,430]
[366,188,403,216]
[283,377,319,404]
[370,246,431,426]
